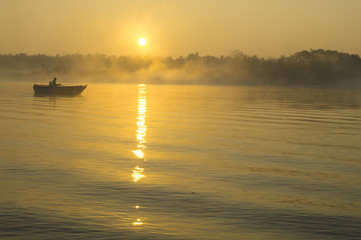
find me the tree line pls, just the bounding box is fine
[0,49,360,87]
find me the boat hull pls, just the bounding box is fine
[33,84,87,96]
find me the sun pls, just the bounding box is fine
[138,37,147,46]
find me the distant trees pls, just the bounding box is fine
[0,49,360,87]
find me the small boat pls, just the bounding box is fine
[33,78,87,96]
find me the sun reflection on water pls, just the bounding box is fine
[132,166,145,182]
[132,149,145,159]
[132,84,147,164]
[132,84,147,226]
[133,219,143,226]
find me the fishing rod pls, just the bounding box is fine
[59,78,71,85]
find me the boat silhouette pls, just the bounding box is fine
[33,78,87,96]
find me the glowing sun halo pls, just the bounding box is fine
[138,37,147,46]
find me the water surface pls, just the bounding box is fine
[1,82,361,239]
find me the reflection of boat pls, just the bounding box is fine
[33,84,87,96]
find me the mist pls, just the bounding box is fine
[1,49,360,88]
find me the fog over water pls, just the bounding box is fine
[1,49,360,87]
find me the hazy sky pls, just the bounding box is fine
[1,0,361,57]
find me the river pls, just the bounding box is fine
[1,82,361,239]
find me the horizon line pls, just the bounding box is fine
[0,48,360,59]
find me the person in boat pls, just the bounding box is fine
[52,77,57,87]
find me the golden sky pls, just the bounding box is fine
[1,0,361,57]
